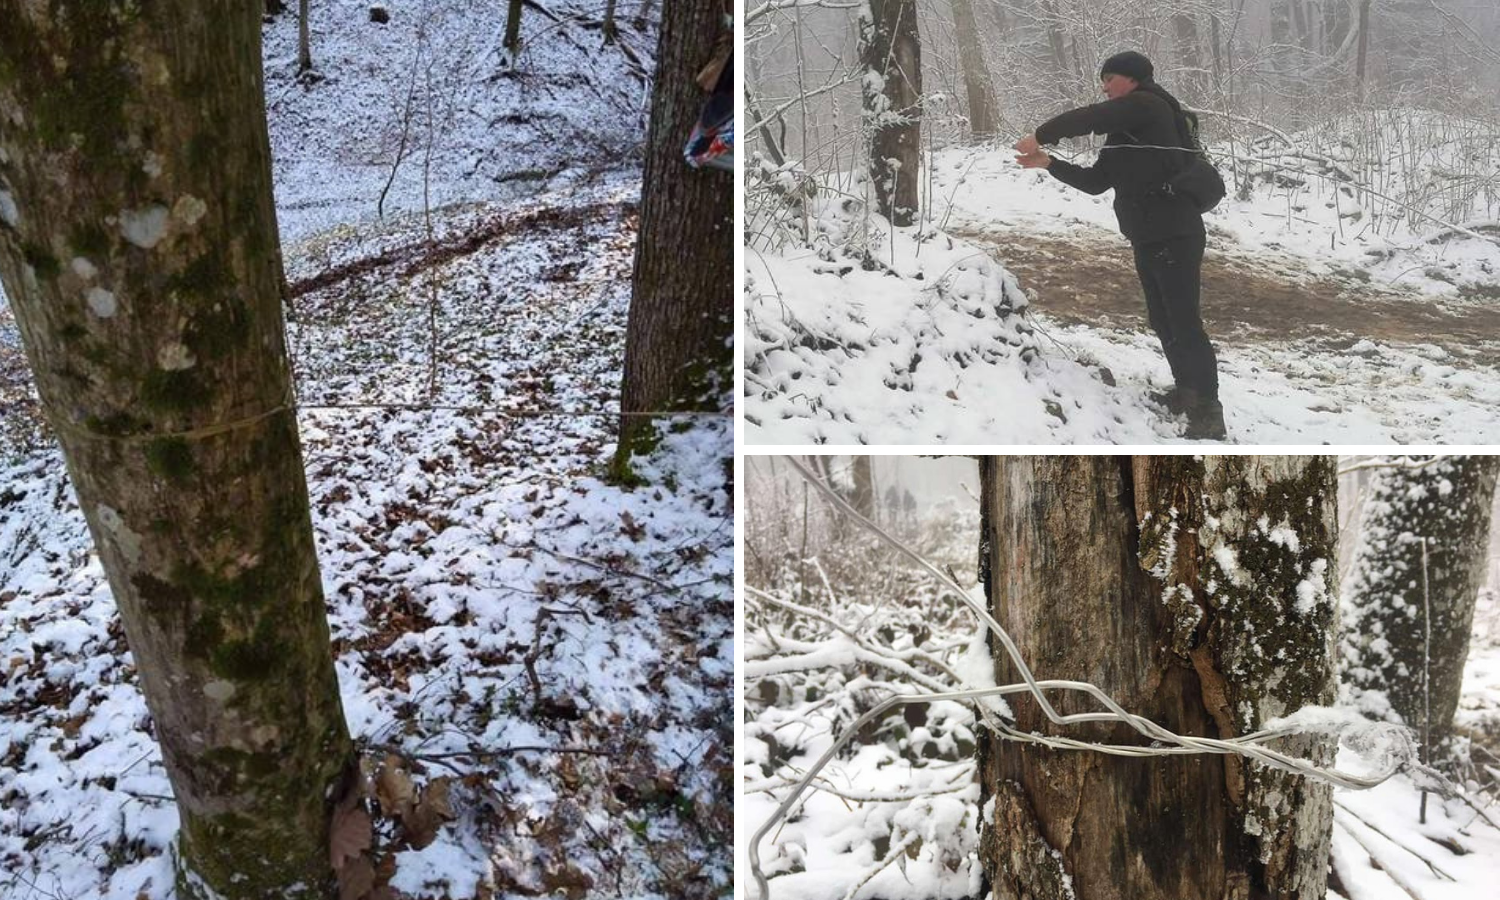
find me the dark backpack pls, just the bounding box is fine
[1167,109,1225,213]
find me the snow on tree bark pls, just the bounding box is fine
[1341,456,1500,749]
[860,0,922,227]
[616,0,732,471]
[0,3,355,897]
[977,456,1338,900]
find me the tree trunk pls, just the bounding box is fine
[1040,0,1071,79]
[851,455,875,521]
[505,0,524,53]
[614,0,732,473]
[298,0,313,74]
[1341,456,1500,751]
[1355,0,1373,94]
[977,456,1339,900]
[1173,5,1207,101]
[860,0,922,227]
[604,0,619,44]
[0,4,355,898]
[950,0,1000,140]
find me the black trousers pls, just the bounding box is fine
[1131,232,1219,400]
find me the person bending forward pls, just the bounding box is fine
[1015,51,1226,441]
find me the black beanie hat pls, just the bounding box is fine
[1100,51,1153,83]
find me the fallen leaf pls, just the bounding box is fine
[375,754,416,817]
[330,804,373,871]
[337,855,375,900]
[400,777,456,849]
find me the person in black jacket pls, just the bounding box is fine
[1013,51,1226,441]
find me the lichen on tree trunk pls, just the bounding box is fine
[0,3,354,897]
[977,456,1338,900]
[1341,456,1500,751]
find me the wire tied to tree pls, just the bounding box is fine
[748,456,1433,900]
[37,391,298,446]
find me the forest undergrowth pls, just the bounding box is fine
[0,190,733,900]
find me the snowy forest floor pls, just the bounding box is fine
[742,500,1500,900]
[745,134,1500,444]
[1,5,732,900]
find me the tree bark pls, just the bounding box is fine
[977,456,1338,900]
[860,0,922,227]
[950,0,1000,140]
[0,4,355,898]
[505,0,524,53]
[1173,4,1207,101]
[298,0,313,74]
[1355,0,1373,93]
[604,0,619,44]
[614,0,732,472]
[851,455,875,521]
[1341,456,1500,750]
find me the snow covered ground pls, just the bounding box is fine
[745,112,1500,445]
[741,476,1500,900]
[2,5,731,898]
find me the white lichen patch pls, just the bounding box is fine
[0,189,19,228]
[203,680,237,703]
[96,504,144,566]
[71,256,98,280]
[86,287,118,319]
[142,151,164,179]
[173,194,207,227]
[157,342,197,371]
[120,204,170,249]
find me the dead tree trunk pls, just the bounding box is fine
[1341,456,1500,751]
[860,0,922,227]
[977,456,1338,900]
[614,0,732,474]
[0,4,355,898]
[950,0,1000,140]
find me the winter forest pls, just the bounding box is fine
[743,454,1500,900]
[0,2,730,899]
[744,1,1500,443]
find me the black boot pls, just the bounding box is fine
[1184,395,1227,441]
[1149,385,1191,415]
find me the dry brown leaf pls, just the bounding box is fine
[330,804,373,871]
[337,855,376,900]
[375,754,416,817]
[423,777,455,819]
[400,776,457,849]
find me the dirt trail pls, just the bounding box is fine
[957,225,1500,366]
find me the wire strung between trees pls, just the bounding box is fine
[748,456,1424,900]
